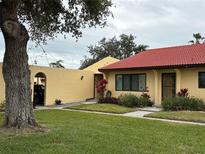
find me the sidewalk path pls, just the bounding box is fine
[60,108,205,126]
[123,111,153,118]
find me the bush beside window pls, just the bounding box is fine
[98,93,153,108]
[118,94,140,107]
[118,93,153,107]
[141,93,154,107]
[162,97,205,111]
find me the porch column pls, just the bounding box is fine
[175,69,181,94]
[153,70,159,104]
[103,72,110,90]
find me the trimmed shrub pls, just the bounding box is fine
[140,93,154,107]
[118,93,154,108]
[162,97,205,111]
[185,97,205,111]
[118,94,141,107]
[139,97,154,107]
[98,97,119,104]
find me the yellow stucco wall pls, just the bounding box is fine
[0,57,119,106]
[30,66,95,105]
[83,56,119,73]
[0,64,95,106]
[104,67,205,106]
[180,67,205,101]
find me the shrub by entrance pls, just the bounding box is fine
[98,93,153,108]
[162,89,205,111]
[162,97,205,111]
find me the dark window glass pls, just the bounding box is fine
[199,72,205,88]
[115,74,146,91]
[116,75,123,90]
[131,75,139,91]
[123,75,130,91]
[138,74,146,91]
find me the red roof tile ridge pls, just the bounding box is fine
[138,44,205,53]
[99,44,205,71]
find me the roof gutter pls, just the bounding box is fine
[98,64,205,72]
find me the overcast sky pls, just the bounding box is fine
[0,0,205,68]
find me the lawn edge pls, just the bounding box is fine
[144,114,205,124]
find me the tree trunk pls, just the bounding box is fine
[0,1,36,128]
[1,20,36,128]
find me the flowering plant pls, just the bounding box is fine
[96,79,108,98]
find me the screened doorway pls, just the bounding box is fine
[162,73,176,100]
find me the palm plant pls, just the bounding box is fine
[189,33,205,44]
[135,44,149,54]
[49,60,65,68]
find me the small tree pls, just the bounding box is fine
[96,79,108,98]
[80,34,149,69]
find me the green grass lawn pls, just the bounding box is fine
[145,111,205,123]
[0,110,205,154]
[65,103,136,114]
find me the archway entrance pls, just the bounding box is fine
[33,72,46,106]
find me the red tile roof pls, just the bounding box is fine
[99,44,205,71]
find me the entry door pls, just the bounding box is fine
[162,73,176,100]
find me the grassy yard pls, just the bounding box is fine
[65,103,136,114]
[0,110,205,153]
[145,111,205,123]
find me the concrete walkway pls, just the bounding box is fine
[63,109,205,126]
[138,107,162,112]
[124,111,153,118]
[35,103,205,126]
[123,110,205,126]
